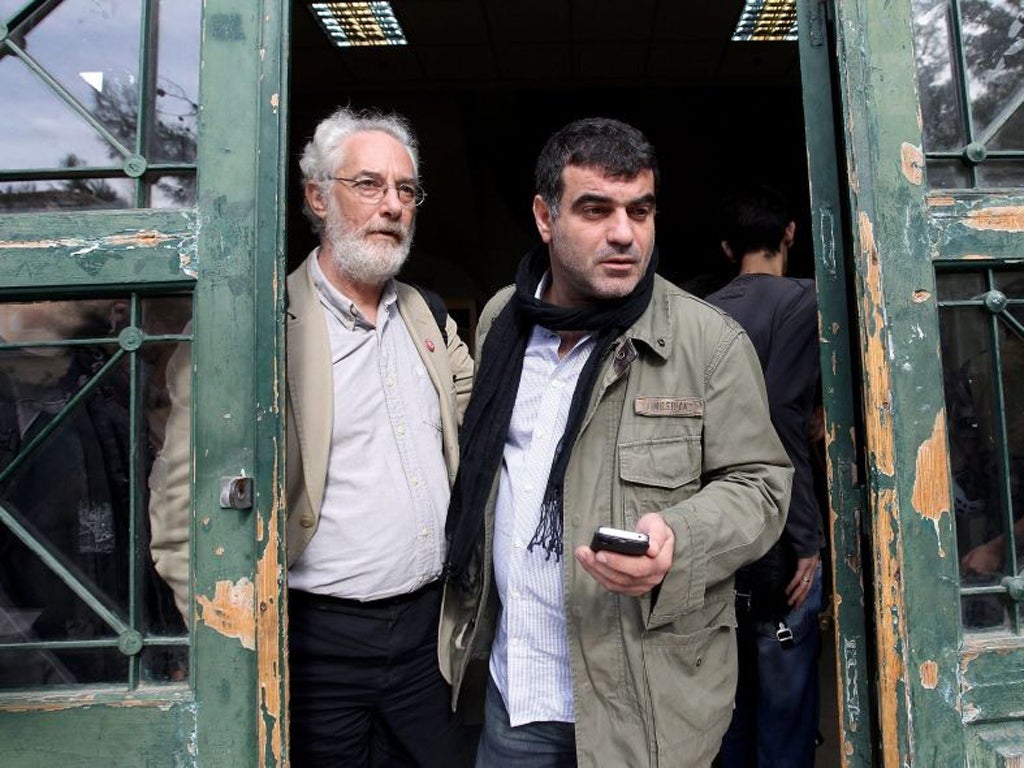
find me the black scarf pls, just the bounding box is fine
[444,243,657,589]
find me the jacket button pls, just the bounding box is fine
[301,515,315,528]
[657,338,666,347]
[695,656,703,667]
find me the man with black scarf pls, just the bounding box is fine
[440,118,793,767]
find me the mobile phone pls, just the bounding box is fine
[590,526,650,556]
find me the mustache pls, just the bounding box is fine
[597,245,641,260]
[360,221,408,241]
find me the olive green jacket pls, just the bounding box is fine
[439,275,792,768]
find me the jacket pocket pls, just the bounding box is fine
[643,622,737,747]
[619,434,701,488]
[618,434,702,522]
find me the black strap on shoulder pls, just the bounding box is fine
[412,284,449,346]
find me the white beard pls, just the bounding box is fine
[324,203,413,286]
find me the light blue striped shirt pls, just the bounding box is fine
[490,322,595,726]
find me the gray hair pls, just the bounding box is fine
[299,107,419,234]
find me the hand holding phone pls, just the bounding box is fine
[589,526,650,556]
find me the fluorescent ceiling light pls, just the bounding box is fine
[309,2,407,47]
[732,0,798,41]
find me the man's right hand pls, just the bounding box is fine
[785,554,820,609]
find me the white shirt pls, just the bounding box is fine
[490,321,595,726]
[287,256,449,600]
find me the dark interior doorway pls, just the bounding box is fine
[285,3,842,766]
[286,0,811,312]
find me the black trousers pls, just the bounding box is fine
[288,583,469,768]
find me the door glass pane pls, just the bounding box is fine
[24,0,142,156]
[0,178,133,212]
[911,0,968,152]
[1,0,201,210]
[975,159,1024,188]
[0,56,123,172]
[962,0,1024,147]
[912,0,1024,188]
[0,295,191,689]
[148,175,197,208]
[941,269,1024,632]
[0,1,23,17]
[923,158,972,189]
[151,0,201,165]
[989,92,1024,151]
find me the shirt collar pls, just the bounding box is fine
[310,248,397,330]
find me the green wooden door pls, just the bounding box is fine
[797,2,877,764]
[0,1,288,765]
[826,0,1024,763]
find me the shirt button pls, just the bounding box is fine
[524,483,534,493]
[386,377,395,387]
[536,427,546,438]
[513,539,522,549]
[396,424,406,435]
[411,476,420,486]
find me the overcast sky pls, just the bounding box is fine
[0,0,200,174]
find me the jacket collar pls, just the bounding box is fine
[620,274,673,361]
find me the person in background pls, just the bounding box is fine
[149,106,474,767]
[440,117,792,767]
[706,184,825,768]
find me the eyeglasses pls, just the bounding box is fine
[331,175,426,208]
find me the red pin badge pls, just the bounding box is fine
[425,338,436,352]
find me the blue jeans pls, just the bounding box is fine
[475,675,577,768]
[717,565,823,768]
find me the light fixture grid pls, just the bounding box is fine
[732,0,798,41]
[309,1,408,48]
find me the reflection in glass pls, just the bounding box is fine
[1,0,200,211]
[962,0,1024,145]
[990,100,1024,151]
[148,175,197,209]
[0,297,191,688]
[0,56,124,172]
[911,0,1024,188]
[0,178,132,213]
[911,0,967,152]
[152,0,202,165]
[25,0,142,156]
[941,269,1024,631]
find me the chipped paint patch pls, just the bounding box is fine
[858,212,895,477]
[927,195,956,207]
[919,660,938,689]
[963,206,1024,232]
[873,484,907,765]
[912,411,950,554]
[257,437,285,764]
[844,637,862,723]
[912,290,930,303]
[197,578,255,650]
[900,142,924,186]
[0,230,176,251]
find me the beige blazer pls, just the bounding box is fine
[149,253,474,618]
[284,254,474,564]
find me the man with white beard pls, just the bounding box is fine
[149,107,474,766]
